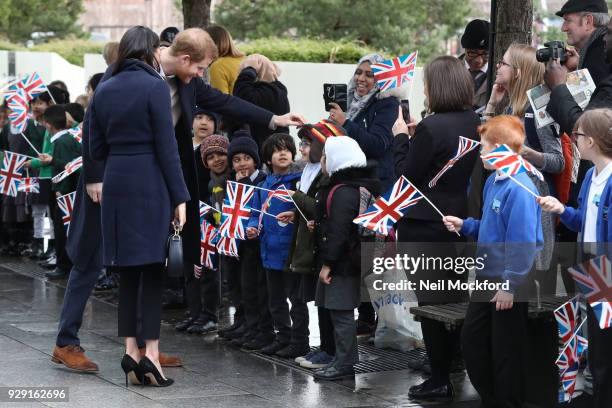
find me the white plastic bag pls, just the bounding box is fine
[365,268,421,351]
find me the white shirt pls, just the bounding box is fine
[464,60,488,79]
[584,162,612,244]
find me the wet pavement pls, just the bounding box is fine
[0,259,482,408]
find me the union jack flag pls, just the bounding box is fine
[200,221,219,270]
[568,255,612,311]
[199,201,215,222]
[482,144,544,181]
[371,51,418,92]
[556,334,578,374]
[560,361,579,399]
[429,136,480,188]
[52,156,83,184]
[220,181,255,239]
[6,88,29,134]
[258,185,293,230]
[591,301,612,329]
[353,176,423,236]
[216,235,239,258]
[68,126,82,143]
[56,191,76,231]
[0,151,28,197]
[10,72,47,102]
[17,177,39,194]
[554,296,581,345]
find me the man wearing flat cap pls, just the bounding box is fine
[555,0,612,85]
[459,19,491,110]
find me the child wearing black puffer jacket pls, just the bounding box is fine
[313,136,380,381]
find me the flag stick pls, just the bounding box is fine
[46,88,57,105]
[229,181,304,222]
[20,132,41,156]
[230,180,276,193]
[249,207,293,224]
[406,177,461,236]
[507,174,540,199]
[278,184,308,223]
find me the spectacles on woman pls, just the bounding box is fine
[497,59,513,69]
[299,140,311,148]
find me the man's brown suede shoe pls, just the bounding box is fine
[138,347,182,367]
[51,345,99,372]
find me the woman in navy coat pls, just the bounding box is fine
[89,26,189,387]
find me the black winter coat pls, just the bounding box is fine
[314,166,379,277]
[547,74,612,136]
[579,29,612,87]
[230,67,290,147]
[393,110,480,223]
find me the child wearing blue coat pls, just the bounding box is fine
[538,109,612,408]
[246,133,309,357]
[444,116,543,407]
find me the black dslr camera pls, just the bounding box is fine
[536,41,568,63]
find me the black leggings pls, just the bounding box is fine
[117,263,164,340]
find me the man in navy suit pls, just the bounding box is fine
[52,27,304,372]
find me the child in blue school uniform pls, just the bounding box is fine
[538,108,612,408]
[246,133,309,358]
[444,115,543,407]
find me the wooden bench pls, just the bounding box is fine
[410,295,569,408]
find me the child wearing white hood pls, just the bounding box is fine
[312,136,380,381]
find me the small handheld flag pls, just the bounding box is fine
[0,151,28,197]
[371,52,418,92]
[353,176,423,236]
[52,156,83,184]
[429,136,480,188]
[17,177,40,194]
[220,181,255,239]
[482,144,544,181]
[56,191,76,231]
[200,221,219,270]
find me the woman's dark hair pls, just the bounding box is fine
[64,103,85,123]
[261,133,296,165]
[113,26,160,75]
[424,56,474,113]
[35,85,69,105]
[42,105,67,130]
[88,73,104,92]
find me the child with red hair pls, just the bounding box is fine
[443,115,543,407]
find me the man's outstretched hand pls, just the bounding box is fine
[274,113,307,128]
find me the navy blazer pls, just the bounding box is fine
[174,76,274,266]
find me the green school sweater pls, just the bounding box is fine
[50,130,81,195]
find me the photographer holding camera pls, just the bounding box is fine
[544,5,612,137]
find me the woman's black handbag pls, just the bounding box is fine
[166,224,183,278]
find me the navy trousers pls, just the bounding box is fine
[55,245,102,347]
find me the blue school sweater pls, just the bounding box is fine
[247,170,302,271]
[560,166,612,245]
[462,172,544,293]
